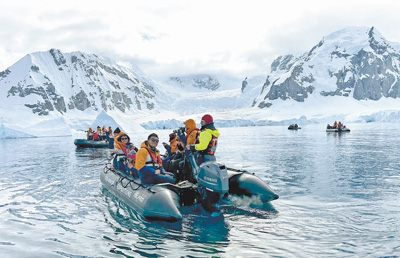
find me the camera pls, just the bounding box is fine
[173,127,185,134]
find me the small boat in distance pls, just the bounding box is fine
[326,121,350,132]
[74,139,109,148]
[288,124,301,130]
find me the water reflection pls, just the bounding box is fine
[101,187,231,257]
[1,125,400,257]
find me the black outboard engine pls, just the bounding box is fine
[189,154,229,213]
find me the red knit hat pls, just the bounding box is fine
[169,133,176,141]
[201,114,213,124]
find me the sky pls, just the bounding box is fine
[1,0,400,79]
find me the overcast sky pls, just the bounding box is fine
[1,0,400,79]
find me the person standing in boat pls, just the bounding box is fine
[87,127,93,140]
[187,114,220,166]
[135,133,175,184]
[179,119,200,181]
[107,127,114,149]
[113,127,123,146]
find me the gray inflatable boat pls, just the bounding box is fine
[100,154,279,222]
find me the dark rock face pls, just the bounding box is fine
[255,27,400,108]
[169,75,220,90]
[1,49,158,116]
[241,77,248,92]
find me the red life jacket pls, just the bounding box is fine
[204,135,218,155]
[92,133,100,141]
[197,134,218,155]
[145,148,162,168]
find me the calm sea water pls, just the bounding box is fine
[0,123,399,258]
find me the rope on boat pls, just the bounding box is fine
[226,166,255,175]
[104,163,156,193]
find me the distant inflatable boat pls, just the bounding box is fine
[74,139,109,148]
[288,125,301,130]
[326,128,350,132]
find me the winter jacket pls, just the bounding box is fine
[184,119,199,145]
[135,141,164,171]
[195,124,220,155]
[114,133,137,155]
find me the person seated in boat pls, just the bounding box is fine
[295,123,298,128]
[113,133,136,170]
[166,140,186,182]
[333,121,338,128]
[124,151,139,178]
[338,121,343,129]
[162,133,179,157]
[115,133,138,155]
[187,114,219,166]
[113,127,123,146]
[135,133,175,185]
[92,131,100,141]
[327,124,331,129]
[100,126,107,140]
[96,126,102,137]
[87,127,93,140]
[162,133,179,171]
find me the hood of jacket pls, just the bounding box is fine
[204,128,220,137]
[184,119,197,133]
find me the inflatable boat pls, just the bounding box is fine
[288,125,301,130]
[74,139,109,148]
[100,154,279,222]
[326,128,350,132]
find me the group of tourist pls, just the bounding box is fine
[326,121,347,130]
[87,126,115,148]
[111,114,219,185]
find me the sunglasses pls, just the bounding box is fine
[150,138,159,143]
[121,137,128,140]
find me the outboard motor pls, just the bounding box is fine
[188,154,229,212]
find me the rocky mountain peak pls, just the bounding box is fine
[1,49,159,116]
[168,75,220,91]
[253,27,400,108]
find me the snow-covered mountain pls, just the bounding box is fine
[0,49,168,136]
[2,27,400,137]
[168,75,221,91]
[253,27,400,109]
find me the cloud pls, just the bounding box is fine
[1,0,400,79]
